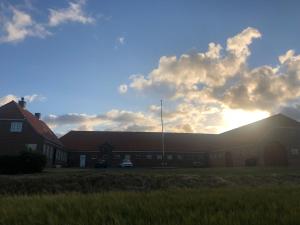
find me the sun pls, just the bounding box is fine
[220,109,270,133]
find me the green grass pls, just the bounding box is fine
[2,187,300,225]
[1,167,300,194]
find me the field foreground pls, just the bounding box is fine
[1,167,300,194]
[1,187,300,225]
[2,167,300,225]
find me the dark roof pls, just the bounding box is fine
[61,114,300,153]
[0,101,62,146]
[60,131,218,153]
[219,113,300,147]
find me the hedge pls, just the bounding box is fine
[0,151,47,174]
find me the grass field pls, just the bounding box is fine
[2,167,300,224]
[1,187,300,225]
[1,167,300,194]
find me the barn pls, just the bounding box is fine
[1,98,299,168]
[60,131,218,168]
[61,114,300,168]
[0,99,67,167]
[217,114,300,167]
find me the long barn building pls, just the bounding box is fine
[60,114,300,168]
[1,99,300,168]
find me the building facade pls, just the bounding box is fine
[1,98,299,169]
[61,114,300,168]
[0,99,67,167]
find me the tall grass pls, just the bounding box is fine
[1,187,300,225]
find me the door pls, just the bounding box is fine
[80,155,86,168]
[264,142,288,166]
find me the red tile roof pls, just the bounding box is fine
[0,101,62,146]
[60,131,218,153]
[61,114,300,153]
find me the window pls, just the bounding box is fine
[177,154,183,160]
[10,122,23,132]
[56,150,61,160]
[156,154,162,160]
[43,145,47,155]
[26,144,37,151]
[167,154,173,160]
[113,154,121,159]
[124,154,131,160]
[291,148,299,155]
[146,154,153,160]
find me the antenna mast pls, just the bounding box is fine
[161,99,165,166]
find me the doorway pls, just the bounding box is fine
[80,155,86,168]
[264,142,288,166]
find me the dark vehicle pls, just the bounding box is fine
[95,160,107,168]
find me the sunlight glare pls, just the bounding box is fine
[220,109,270,133]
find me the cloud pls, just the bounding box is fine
[43,109,160,133]
[121,27,300,114]
[48,0,94,27]
[117,36,125,45]
[126,27,261,99]
[0,8,50,43]
[0,94,45,106]
[118,84,128,94]
[0,1,95,44]
[43,27,300,135]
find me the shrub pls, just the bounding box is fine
[0,155,22,174]
[0,151,47,174]
[19,151,47,173]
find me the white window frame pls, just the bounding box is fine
[10,122,23,132]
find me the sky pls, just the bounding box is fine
[1,0,300,135]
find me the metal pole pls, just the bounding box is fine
[161,100,165,167]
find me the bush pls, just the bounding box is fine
[0,151,47,174]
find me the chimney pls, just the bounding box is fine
[34,113,41,120]
[18,97,26,109]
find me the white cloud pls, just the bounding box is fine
[0,1,95,44]
[43,109,160,133]
[112,27,300,133]
[0,8,50,43]
[118,84,128,94]
[41,27,300,135]
[122,27,300,113]
[0,95,18,106]
[117,36,125,45]
[0,94,45,106]
[48,0,94,27]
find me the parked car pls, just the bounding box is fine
[120,159,133,168]
[95,160,107,168]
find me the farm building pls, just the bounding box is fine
[61,114,300,168]
[0,99,67,167]
[1,98,300,168]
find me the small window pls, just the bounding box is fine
[146,154,152,160]
[167,154,173,160]
[56,150,60,160]
[113,154,121,159]
[156,154,162,160]
[10,122,23,132]
[26,144,37,151]
[177,155,182,160]
[43,145,47,155]
[124,154,131,160]
[291,148,299,155]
